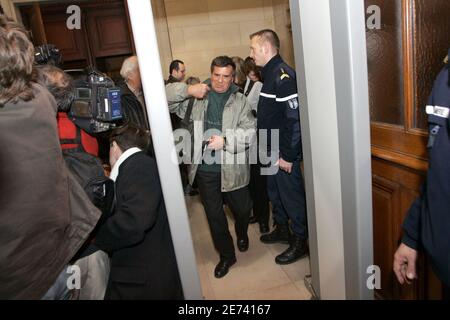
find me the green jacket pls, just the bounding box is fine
[166,82,256,192]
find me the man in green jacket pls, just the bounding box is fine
[166,56,256,278]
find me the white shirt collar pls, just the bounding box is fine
[109,147,142,182]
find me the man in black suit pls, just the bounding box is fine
[94,125,183,300]
[119,56,149,130]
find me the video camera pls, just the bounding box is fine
[34,44,123,134]
[34,44,62,67]
[69,67,123,134]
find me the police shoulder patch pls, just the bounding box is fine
[288,98,299,110]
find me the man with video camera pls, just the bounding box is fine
[33,63,113,300]
[34,64,99,156]
[0,15,101,299]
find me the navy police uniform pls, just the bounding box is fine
[258,54,307,239]
[402,53,450,289]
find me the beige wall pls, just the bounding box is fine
[162,0,296,81]
[272,0,295,68]
[151,0,173,78]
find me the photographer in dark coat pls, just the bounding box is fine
[0,15,100,299]
[94,125,183,300]
[33,64,111,300]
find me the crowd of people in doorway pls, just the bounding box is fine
[1,9,449,300]
[165,30,309,279]
[0,12,309,300]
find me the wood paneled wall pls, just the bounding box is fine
[367,0,450,300]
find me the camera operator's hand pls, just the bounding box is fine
[187,83,209,99]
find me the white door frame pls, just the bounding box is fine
[126,0,202,300]
[290,0,373,299]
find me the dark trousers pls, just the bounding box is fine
[196,170,251,260]
[444,285,450,300]
[249,163,269,225]
[179,163,189,188]
[267,159,307,239]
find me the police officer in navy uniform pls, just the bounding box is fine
[394,51,450,298]
[249,29,308,264]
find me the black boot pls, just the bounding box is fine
[249,215,257,224]
[184,184,199,196]
[259,222,269,234]
[275,236,308,265]
[214,257,237,278]
[237,237,249,252]
[260,224,290,244]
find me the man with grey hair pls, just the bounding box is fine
[166,56,256,278]
[119,55,149,130]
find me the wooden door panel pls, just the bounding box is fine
[22,0,133,67]
[370,125,428,163]
[29,3,47,45]
[42,14,87,62]
[87,7,133,58]
[372,159,425,299]
[372,175,398,300]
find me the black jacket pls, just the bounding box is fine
[94,152,183,299]
[402,60,450,287]
[258,55,302,162]
[119,82,149,130]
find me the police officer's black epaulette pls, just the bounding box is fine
[279,67,290,81]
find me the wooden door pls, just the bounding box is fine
[20,0,133,70]
[366,0,450,300]
[40,7,88,63]
[85,1,133,58]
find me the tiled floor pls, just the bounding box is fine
[185,195,312,300]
